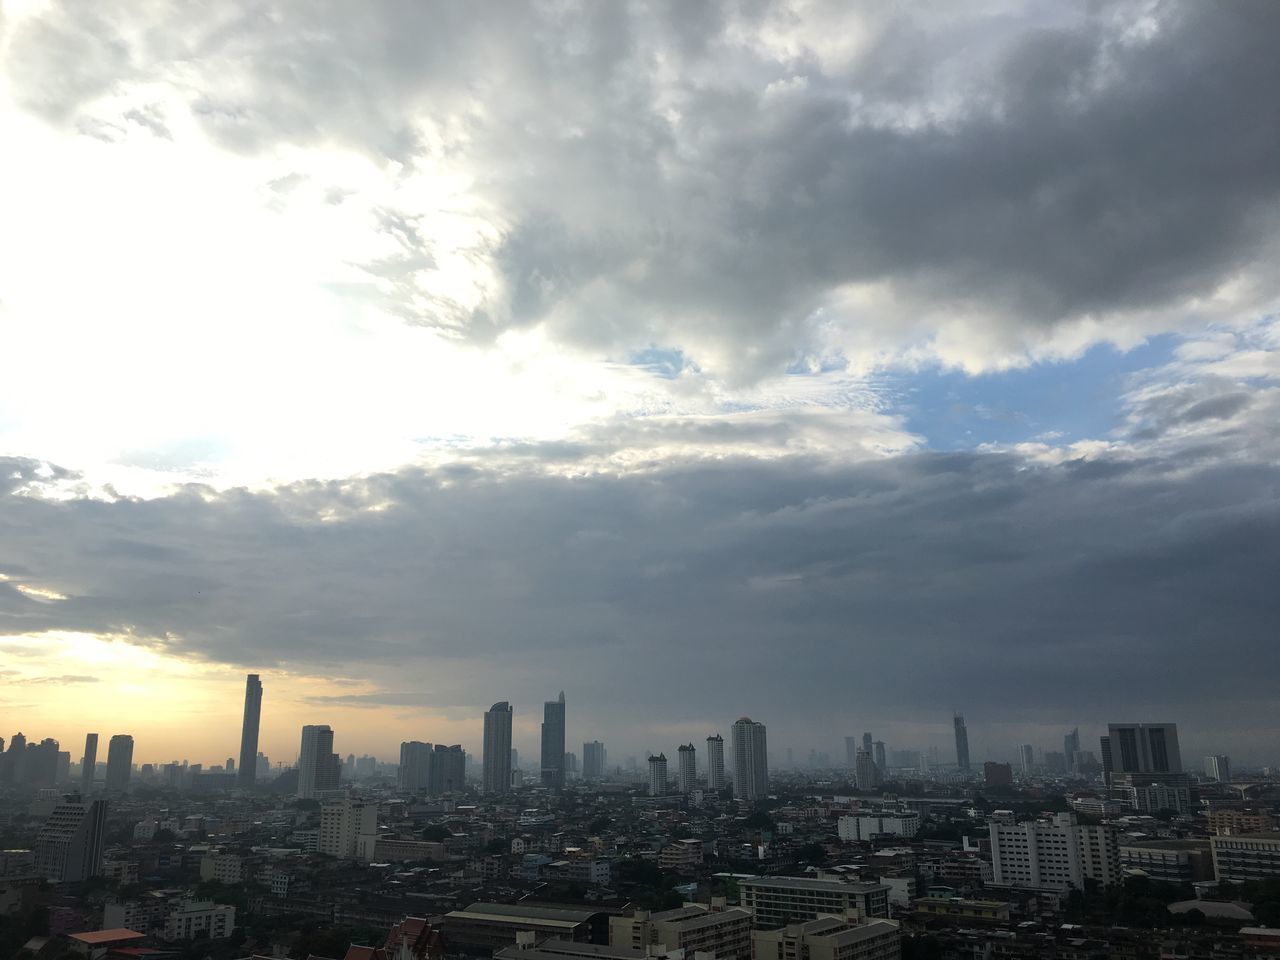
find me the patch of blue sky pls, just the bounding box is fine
[628,346,693,380]
[883,335,1180,450]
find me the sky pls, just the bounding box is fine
[2,0,1279,771]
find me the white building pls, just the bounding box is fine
[162,899,236,941]
[837,813,921,842]
[318,797,378,859]
[732,718,769,802]
[647,754,668,797]
[989,811,1121,891]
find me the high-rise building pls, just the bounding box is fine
[33,798,107,882]
[1019,744,1034,775]
[257,752,271,780]
[429,744,466,795]
[732,717,769,802]
[862,732,873,756]
[854,748,880,791]
[872,740,887,773]
[1204,755,1231,783]
[706,735,726,791]
[989,810,1121,890]
[1064,728,1080,772]
[0,733,26,784]
[105,735,133,792]
[81,734,98,795]
[319,797,378,859]
[953,715,970,771]
[845,737,858,768]
[298,725,336,799]
[564,751,579,780]
[399,741,432,793]
[540,691,566,789]
[677,743,697,794]
[647,754,668,796]
[1099,736,1113,787]
[583,741,607,781]
[482,702,513,794]
[1106,722,1189,812]
[238,674,263,788]
[984,762,1014,787]
[24,739,60,787]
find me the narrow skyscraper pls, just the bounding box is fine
[583,741,606,781]
[81,733,98,795]
[540,691,566,789]
[298,724,337,799]
[677,742,697,793]
[483,702,513,794]
[104,735,133,792]
[238,674,263,787]
[647,753,668,796]
[731,717,769,802]
[399,740,432,793]
[953,714,970,771]
[706,734,726,791]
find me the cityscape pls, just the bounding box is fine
[4,1,1280,960]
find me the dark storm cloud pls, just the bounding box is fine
[5,2,1280,375]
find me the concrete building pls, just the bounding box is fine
[541,692,567,789]
[873,741,886,774]
[1204,755,1231,782]
[238,674,262,788]
[752,916,901,960]
[658,839,704,871]
[1130,779,1193,816]
[583,741,606,782]
[444,902,600,953]
[953,715,970,772]
[988,811,1121,891]
[298,724,338,799]
[647,754,667,797]
[33,798,107,882]
[732,717,769,802]
[837,813,921,842]
[983,762,1013,788]
[162,898,236,941]
[1064,728,1080,773]
[80,734,98,796]
[428,744,466,795]
[483,702,513,794]
[706,735,726,791]
[677,744,697,794]
[1211,833,1280,882]
[1120,839,1214,884]
[319,797,378,859]
[399,741,433,793]
[610,904,752,960]
[739,876,890,929]
[854,749,880,791]
[1018,744,1034,776]
[1209,810,1277,836]
[104,735,133,792]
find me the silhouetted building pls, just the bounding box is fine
[583,740,606,781]
[399,740,432,793]
[238,674,262,787]
[80,733,98,796]
[706,734,726,791]
[540,692,566,788]
[429,744,466,795]
[732,717,768,802]
[984,762,1013,787]
[34,797,107,882]
[953,715,970,771]
[298,724,337,799]
[648,753,668,796]
[105,735,133,792]
[483,702,513,794]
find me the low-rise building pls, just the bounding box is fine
[1119,840,1213,884]
[911,898,1010,924]
[1211,833,1280,882]
[837,814,921,843]
[609,904,751,960]
[162,899,236,941]
[739,876,890,929]
[751,916,900,960]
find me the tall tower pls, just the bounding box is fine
[953,714,970,772]
[855,748,880,791]
[238,674,263,787]
[540,692,566,789]
[104,735,133,792]
[647,754,668,796]
[731,717,769,802]
[677,743,697,794]
[1064,727,1080,773]
[81,734,98,795]
[399,741,432,793]
[845,736,858,768]
[583,741,606,781]
[483,702,513,794]
[298,725,335,799]
[706,735,726,790]
[873,740,887,773]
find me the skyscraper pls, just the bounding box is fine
[706,735,726,791]
[238,674,263,788]
[540,691,566,789]
[0,733,25,784]
[81,734,98,795]
[873,740,887,773]
[483,702,513,794]
[399,740,432,793]
[845,736,858,768]
[953,714,970,771]
[583,740,606,781]
[298,724,336,799]
[1064,727,1080,773]
[105,735,133,792]
[34,798,107,882]
[1099,735,1113,787]
[855,748,880,791]
[731,717,769,802]
[429,744,466,795]
[862,732,873,756]
[1019,743,1035,775]
[677,743,697,793]
[1204,755,1231,782]
[1106,722,1189,814]
[647,753,668,796]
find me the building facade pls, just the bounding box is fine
[483,702,513,794]
[33,798,107,882]
[988,811,1121,891]
[238,674,262,788]
[104,735,133,792]
[541,692,566,789]
[706,735,726,791]
[739,876,890,929]
[732,718,769,802]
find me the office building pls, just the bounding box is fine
[988,811,1121,890]
[238,674,262,787]
[483,702,513,794]
[1064,728,1080,772]
[298,725,338,799]
[677,743,696,794]
[844,737,858,768]
[873,741,886,773]
[1106,722,1190,813]
[429,744,466,795]
[732,717,769,802]
[1100,735,1113,786]
[1211,833,1280,882]
[752,917,901,960]
[739,876,891,929]
[399,741,432,793]
[838,813,921,842]
[1120,839,1214,884]
[33,798,107,882]
[953,715,970,771]
[163,899,237,941]
[1018,744,1034,775]
[105,735,133,792]
[583,740,606,781]
[647,753,668,796]
[854,749,880,791]
[81,734,98,795]
[1205,755,1231,782]
[984,762,1013,787]
[541,692,566,789]
[319,797,378,859]
[706,735,726,791]
[610,904,752,960]
[1130,779,1193,815]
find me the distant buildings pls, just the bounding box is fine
[1106,722,1192,815]
[540,692,566,789]
[429,744,466,794]
[399,741,432,793]
[706,735,726,791]
[1018,744,1034,775]
[988,810,1120,890]
[738,876,890,928]
[105,735,134,792]
[482,702,513,794]
[33,797,107,882]
[238,674,262,788]
[1064,727,1080,773]
[298,724,339,799]
[1204,754,1231,782]
[983,762,1013,788]
[838,812,921,842]
[647,753,668,796]
[677,743,696,794]
[731,717,768,802]
[872,740,886,774]
[582,740,606,781]
[953,715,970,772]
[81,733,98,795]
[854,749,880,791]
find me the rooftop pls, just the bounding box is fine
[450,903,598,925]
[68,931,146,945]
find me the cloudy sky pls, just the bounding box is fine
[2,0,1278,771]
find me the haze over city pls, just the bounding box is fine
[2,0,1279,772]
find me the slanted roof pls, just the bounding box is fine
[69,931,146,946]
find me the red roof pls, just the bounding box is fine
[69,931,146,945]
